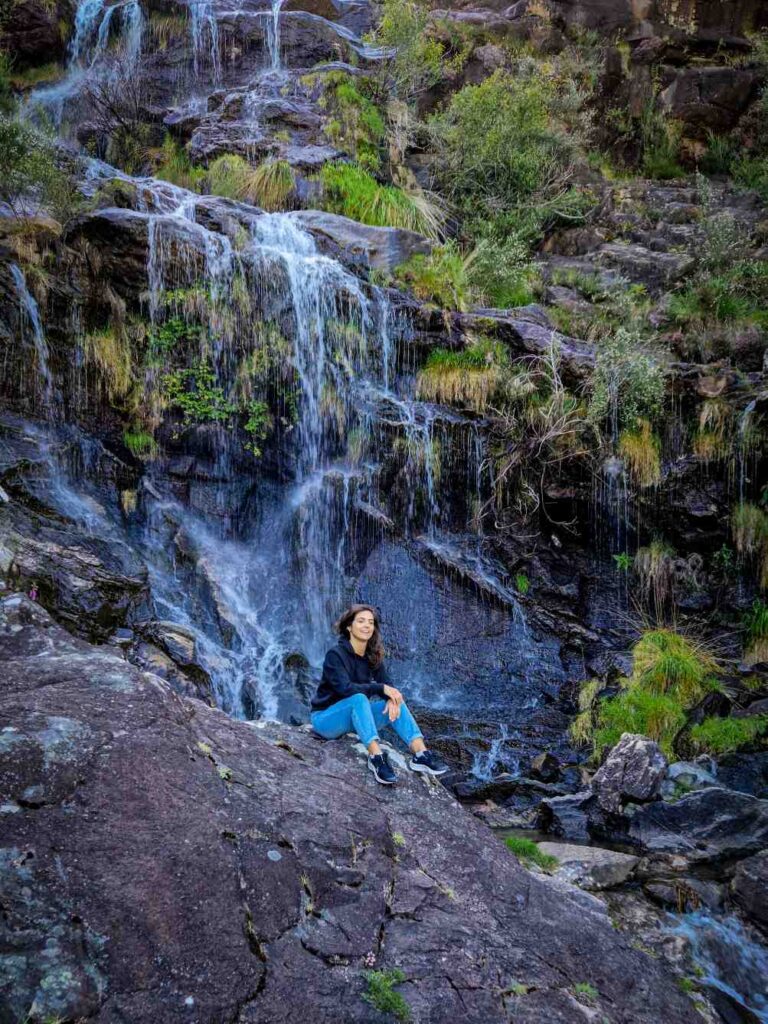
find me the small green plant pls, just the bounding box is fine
[690,715,768,755]
[589,329,666,430]
[391,831,406,847]
[416,337,507,409]
[505,836,558,872]
[515,573,530,595]
[506,982,531,996]
[363,969,411,1023]
[394,242,471,309]
[123,429,157,458]
[573,982,599,1006]
[632,629,718,705]
[618,419,661,488]
[162,364,236,424]
[153,135,205,191]
[613,552,632,572]
[243,399,272,456]
[319,162,443,238]
[593,688,687,759]
[207,154,295,210]
[217,764,233,781]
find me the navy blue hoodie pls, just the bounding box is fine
[311,635,391,711]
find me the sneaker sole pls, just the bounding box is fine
[368,760,397,785]
[409,761,449,777]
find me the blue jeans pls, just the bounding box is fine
[310,693,424,749]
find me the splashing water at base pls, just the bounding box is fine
[671,912,768,1022]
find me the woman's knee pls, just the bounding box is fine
[348,692,369,710]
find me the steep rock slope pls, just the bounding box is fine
[0,594,701,1024]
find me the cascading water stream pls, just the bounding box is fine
[265,0,286,70]
[9,264,54,415]
[190,0,221,82]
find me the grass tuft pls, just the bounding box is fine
[505,836,558,872]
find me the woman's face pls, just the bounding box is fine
[348,609,376,645]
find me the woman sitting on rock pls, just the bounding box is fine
[310,604,449,785]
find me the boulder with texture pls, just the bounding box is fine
[292,210,432,271]
[627,787,768,863]
[731,850,768,935]
[592,733,668,814]
[538,842,640,890]
[0,594,702,1024]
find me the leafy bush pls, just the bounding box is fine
[430,70,573,232]
[465,233,540,308]
[363,969,411,1023]
[243,399,272,456]
[588,328,666,430]
[505,836,558,872]
[0,114,79,219]
[367,0,447,101]
[690,715,768,755]
[319,72,386,170]
[393,242,470,309]
[319,162,443,238]
[162,364,236,424]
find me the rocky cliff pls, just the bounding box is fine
[0,594,702,1024]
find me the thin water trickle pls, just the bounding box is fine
[671,912,768,1022]
[266,0,286,70]
[10,264,54,414]
[190,0,221,82]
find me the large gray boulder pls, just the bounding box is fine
[592,733,668,814]
[0,595,701,1024]
[627,787,768,863]
[731,850,768,935]
[537,842,640,890]
[292,210,432,272]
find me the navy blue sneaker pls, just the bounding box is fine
[368,751,397,785]
[409,750,449,776]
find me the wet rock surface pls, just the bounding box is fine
[0,595,703,1024]
[538,842,640,890]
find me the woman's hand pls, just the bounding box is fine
[385,699,401,722]
[383,685,403,705]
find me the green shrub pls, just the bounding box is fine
[690,715,768,755]
[319,73,386,170]
[162,364,236,424]
[618,419,661,487]
[572,982,599,1006]
[465,233,540,308]
[363,969,411,1022]
[0,114,79,219]
[632,629,718,706]
[393,242,470,309]
[429,69,574,233]
[123,429,158,458]
[417,337,507,409]
[149,316,203,356]
[588,328,666,429]
[154,135,205,191]
[319,162,442,237]
[367,0,447,101]
[505,836,558,872]
[243,399,272,456]
[593,687,687,759]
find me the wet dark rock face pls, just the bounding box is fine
[0,595,702,1024]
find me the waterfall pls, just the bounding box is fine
[70,0,144,67]
[9,264,54,414]
[671,912,768,1023]
[190,0,221,82]
[265,0,286,70]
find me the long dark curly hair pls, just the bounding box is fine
[334,604,385,669]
